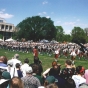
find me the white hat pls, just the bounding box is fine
[25,66,33,73]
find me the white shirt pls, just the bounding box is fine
[8,58,22,68]
[21,63,29,77]
[72,75,86,88]
[70,51,76,56]
[42,68,51,78]
[0,79,8,85]
[9,67,18,78]
[7,58,22,78]
[55,50,59,54]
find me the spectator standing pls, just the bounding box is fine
[32,64,43,85]
[7,54,22,78]
[60,59,76,80]
[45,83,58,88]
[0,56,8,74]
[72,66,86,88]
[30,57,43,76]
[21,66,41,88]
[15,63,23,78]
[64,78,76,88]
[84,69,88,84]
[9,77,24,88]
[21,58,29,77]
[0,56,8,64]
[0,71,11,88]
[7,54,22,68]
[42,61,60,78]
[44,76,57,87]
[42,61,65,88]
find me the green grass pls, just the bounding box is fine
[0,49,88,71]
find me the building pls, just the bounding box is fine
[0,18,15,40]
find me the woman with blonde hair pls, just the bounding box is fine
[9,77,24,88]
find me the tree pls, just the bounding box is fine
[84,28,88,36]
[63,34,72,42]
[16,16,57,41]
[84,28,88,42]
[56,26,64,42]
[71,27,86,43]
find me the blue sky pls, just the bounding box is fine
[0,0,88,34]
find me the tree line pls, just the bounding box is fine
[13,16,88,43]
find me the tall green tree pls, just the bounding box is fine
[84,28,88,42]
[84,28,88,36]
[63,34,72,42]
[56,26,64,42]
[16,16,57,41]
[71,27,86,43]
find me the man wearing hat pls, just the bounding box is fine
[44,76,57,87]
[0,71,11,88]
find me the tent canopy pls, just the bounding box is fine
[0,38,3,42]
[5,38,16,42]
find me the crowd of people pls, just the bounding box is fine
[0,41,88,88]
[0,41,88,60]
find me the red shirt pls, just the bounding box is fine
[33,49,38,57]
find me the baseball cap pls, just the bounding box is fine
[46,76,57,84]
[2,71,11,79]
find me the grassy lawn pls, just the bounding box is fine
[0,49,88,71]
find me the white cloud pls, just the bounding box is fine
[42,1,48,5]
[0,9,14,19]
[38,12,50,18]
[77,23,88,28]
[64,29,71,34]
[46,16,50,18]
[63,22,76,27]
[38,12,47,16]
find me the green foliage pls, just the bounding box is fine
[71,27,86,43]
[0,32,3,39]
[12,15,88,42]
[63,34,72,42]
[56,26,65,42]
[16,16,57,41]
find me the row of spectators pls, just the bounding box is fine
[0,52,88,88]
